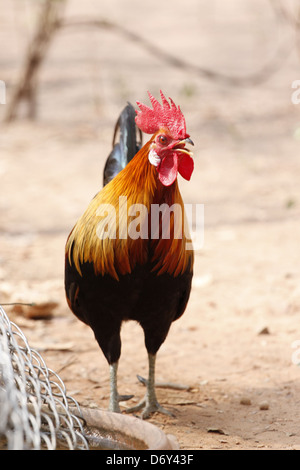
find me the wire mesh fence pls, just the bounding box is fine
[0,305,89,450]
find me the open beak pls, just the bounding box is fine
[173,137,194,156]
[184,137,194,146]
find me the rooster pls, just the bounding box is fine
[65,91,194,418]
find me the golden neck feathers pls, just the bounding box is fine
[66,139,194,280]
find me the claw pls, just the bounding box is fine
[125,396,175,419]
[137,375,190,391]
[137,374,147,386]
[118,394,134,403]
[109,393,134,413]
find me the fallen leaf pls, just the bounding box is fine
[258,327,270,335]
[207,427,228,435]
[240,397,252,406]
[12,301,58,319]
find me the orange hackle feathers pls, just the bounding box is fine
[66,135,193,281]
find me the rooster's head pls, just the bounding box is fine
[135,91,194,186]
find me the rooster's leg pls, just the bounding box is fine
[125,353,174,419]
[109,362,121,413]
[109,362,133,413]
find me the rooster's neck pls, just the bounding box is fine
[118,139,178,208]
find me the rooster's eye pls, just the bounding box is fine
[158,135,168,145]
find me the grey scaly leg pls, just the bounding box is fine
[125,353,174,419]
[108,362,133,413]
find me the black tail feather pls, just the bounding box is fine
[103,103,142,186]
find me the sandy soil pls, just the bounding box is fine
[1,0,300,450]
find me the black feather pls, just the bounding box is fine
[103,103,142,186]
[65,259,192,364]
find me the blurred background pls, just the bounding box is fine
[1,0,300,449]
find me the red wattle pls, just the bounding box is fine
[178,154,194,181]
[158,152,194,186]
[158,153,178,186]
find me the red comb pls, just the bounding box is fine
[135,91,187,139]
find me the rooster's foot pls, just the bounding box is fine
[109,393,134,413]
[125,396,174,419]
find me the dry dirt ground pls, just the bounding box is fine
[1,0,300,450]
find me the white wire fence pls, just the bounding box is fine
[0,305,89,450]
